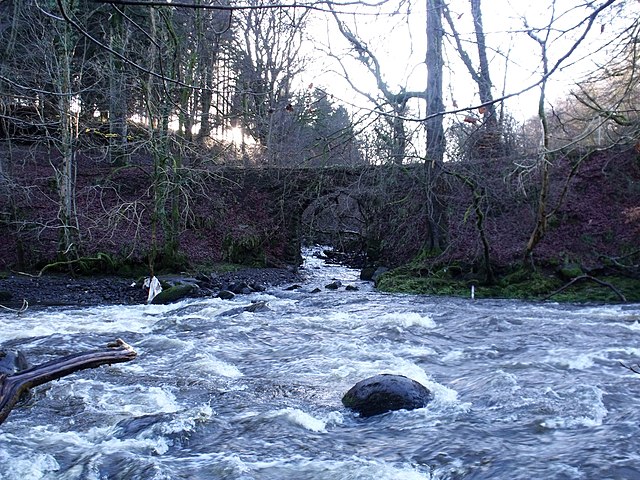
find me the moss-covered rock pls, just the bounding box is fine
[151,283,195,304]
[558,263,583,280]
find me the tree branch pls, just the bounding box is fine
[91,0,389,14]
[0,339,137,425]
[543,274,627,302]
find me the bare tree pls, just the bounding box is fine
[232,0,310,164]
[443,0,502,157]
[563,19,640,151]
[329,8,428,164]
[108,6,131,165]
[522,0,618,265]
[1,0,94,262]
[424,0,447,251]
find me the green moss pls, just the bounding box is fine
[547,275,640,303]
[376,265,640,303]
[115,262,151,278]
[223,225,266,267]
[376,270,470,297]
[409,247,444,266]
[500,272,560,298]
[558,264,583,280]
[151,283,195,304]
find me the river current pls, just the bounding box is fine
[1,249,639,479]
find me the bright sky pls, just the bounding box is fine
[301,0,638,123]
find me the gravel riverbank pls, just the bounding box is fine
[0,267,302,310]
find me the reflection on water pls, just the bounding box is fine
[1,249,639,479]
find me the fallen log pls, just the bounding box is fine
[0,338,137,425]
[543,274,627,302]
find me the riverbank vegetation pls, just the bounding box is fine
[0,0,638,303]
[377,264,640,303]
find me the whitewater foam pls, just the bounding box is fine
[192,351,244,378]
[270,407,328,432]
[0,450,60,480]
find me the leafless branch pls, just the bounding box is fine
[620,362,640,375]
[91,0,390,14]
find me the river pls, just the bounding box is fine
[1,248,639,479]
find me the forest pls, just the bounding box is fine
[0,0,639,301]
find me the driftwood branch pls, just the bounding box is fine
[543,274,627,302]
[620,361,640,375]
[0,300,29,314]
[0,339,137,425]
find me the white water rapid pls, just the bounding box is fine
[1,248,639,479]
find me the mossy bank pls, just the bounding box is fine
[376,263,640,303]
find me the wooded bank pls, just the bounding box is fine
[0,145,638,304]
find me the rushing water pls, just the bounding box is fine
[1,249,640,480]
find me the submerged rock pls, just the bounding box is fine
[219,300,270,317]
[342,374,432,417]
[0,350,29,375]
[325,280,342,290]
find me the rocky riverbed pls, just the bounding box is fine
[0,267,302,310]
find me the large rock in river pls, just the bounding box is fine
[342,374,432,417]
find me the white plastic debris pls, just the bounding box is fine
[144,276,163,304]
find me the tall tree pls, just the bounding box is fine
[142,5,185,269]
[330,9,428,164]
[424,0,447,250]
[232,0,309,164]
[522,0,618,265]
[108,6,131,165]
[2,0,92,262]
[443,0,501,157]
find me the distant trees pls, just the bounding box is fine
[233,1,309,159]
[260,87,363,166]
[0,0,365,270]
[0,0,638,274]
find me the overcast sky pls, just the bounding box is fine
[301,0,637,122]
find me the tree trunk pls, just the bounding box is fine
[146,6,182,268]
[56,15,80,261]
[391,101,408,164]
[424,0,446,251]
[425,0,445,165]
[198,67,213,142]
[523,32,551,266]
[0,339,136,425]
[443,0,501,157]
[470,0,497,129]
[108,8,130,166]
